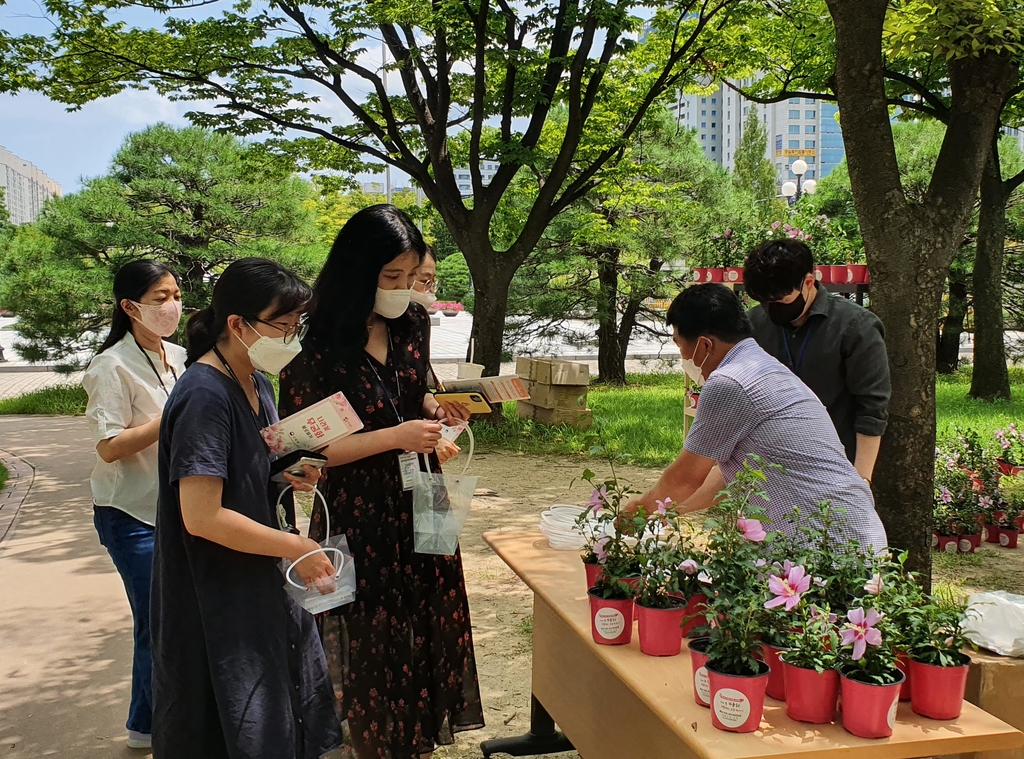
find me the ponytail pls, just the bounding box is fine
[184,307,222,366]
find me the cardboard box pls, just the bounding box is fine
[515,357,590,387]
[520,380,588,411]
[516,401,593,430]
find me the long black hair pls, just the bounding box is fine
[185,257,312,366]
[306,204,426,355]
[98,260,177,354]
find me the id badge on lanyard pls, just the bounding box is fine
[367,347,420,490]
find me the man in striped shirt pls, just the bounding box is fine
[631,283,887,550]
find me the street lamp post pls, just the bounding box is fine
[781,159,818,205]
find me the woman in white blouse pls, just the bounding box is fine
[82,260,186,751]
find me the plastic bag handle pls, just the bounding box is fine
[422,423,475,477]
[276,485,343,589]
[285,546,345,590]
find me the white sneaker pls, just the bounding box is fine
[127,731,152,749]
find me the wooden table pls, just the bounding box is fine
[481,530,1024,759]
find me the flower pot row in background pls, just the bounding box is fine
[574,460,975,740]
[692,264,869,285]
[934,426,1024,553]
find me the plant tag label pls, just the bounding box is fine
[713,688,750,729]
[887,695,899,729]
[594,608,626,639]
[944,540,958,554]
[932,533,939,547]
[398,451,419,491]
[959,538,973,552]
[1000,533,1010,547]
[695,667,711,704]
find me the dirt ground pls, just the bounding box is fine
[428,451,662,759]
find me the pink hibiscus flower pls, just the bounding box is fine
[737,517,767,542]
[840,607,884,661]
[587,486,607,515]
[765,565,811,611]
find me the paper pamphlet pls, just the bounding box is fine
[261,391,364,456]
[441,375,530,404]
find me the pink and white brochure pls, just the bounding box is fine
[261,391,364,455]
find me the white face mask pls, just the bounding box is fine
[374,288,412,319]
[130,300,182,338]
[409,288,438,308]
[680,339,710,387]
[238,323,302,375]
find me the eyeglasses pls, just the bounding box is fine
[251,318,309,344]
[413,279,438,294]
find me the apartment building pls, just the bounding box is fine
[0,146,62,225]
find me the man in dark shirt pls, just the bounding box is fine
[743,239,891,484]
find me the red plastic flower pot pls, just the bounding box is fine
[693,268,711,283]
[985,523,1002,544]
[724,267,744,283]
[839,667,905,739]
[587,590,633,646]
[781,659,839,724]
[908,656,970,720]
[815,266,833,284]
[1017,516,1024,532]
[636,600,687,657]
[895,652,912,702]
[688,637,712,707]
[681,593,709,638]
[583,560,602,590]
[759,642,789,701]
[998,459,1014,476]
[998,527,1020,548]
[706,268,725,282]
[707,661,770,733]
[958,533,981,553]
[936,535,959,554]
[830,264,853,284]
[847,264,869,284]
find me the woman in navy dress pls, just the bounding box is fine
[280,206,484,759]
[152,258,342,758]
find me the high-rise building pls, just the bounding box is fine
[667,79,847,189]
[452,162,500,197]
[0,146,62,225]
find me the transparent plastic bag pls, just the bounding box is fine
[962,591,1024,657]
[412,426,477,555]
[277,486,356,614]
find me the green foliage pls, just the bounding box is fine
[733,105,783,214]
[0,460,7,493]
[907,584,976,668]
[0,124,320,366]
[0,384,88,415]
[436,253,472,304]
[0,187,10,231]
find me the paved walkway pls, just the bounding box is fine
[0,417,147,758]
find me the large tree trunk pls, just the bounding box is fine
[466,260,515,376]
[970,144,1012,401]
[937,278,969,374]
[595,247,627,385]
[825,0,1016,581]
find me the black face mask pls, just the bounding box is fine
[766,291,807,326]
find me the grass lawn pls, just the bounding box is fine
[2,369,1022,468]
[0,461,7,493]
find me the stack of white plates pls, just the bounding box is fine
[539,504,592,550]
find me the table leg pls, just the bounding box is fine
[479,694,574,757]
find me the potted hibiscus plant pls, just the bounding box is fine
[836,605,904,739]
[633,501,690,657]
[575,465,640,590]
[906,586,976,720]
[1000,472,1024,532]
[699,457,775,733]
[675,547,711,639]
[780,603,841,724]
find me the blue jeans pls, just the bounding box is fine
[93,505,154,735]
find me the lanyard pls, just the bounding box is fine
[366,328,404,424]
[135,339,177,398]
[781,321,817,377]
[212,346,266,437]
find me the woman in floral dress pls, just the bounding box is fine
[279,205,484,759]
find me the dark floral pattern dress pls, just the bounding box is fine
[279,306,484,759]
